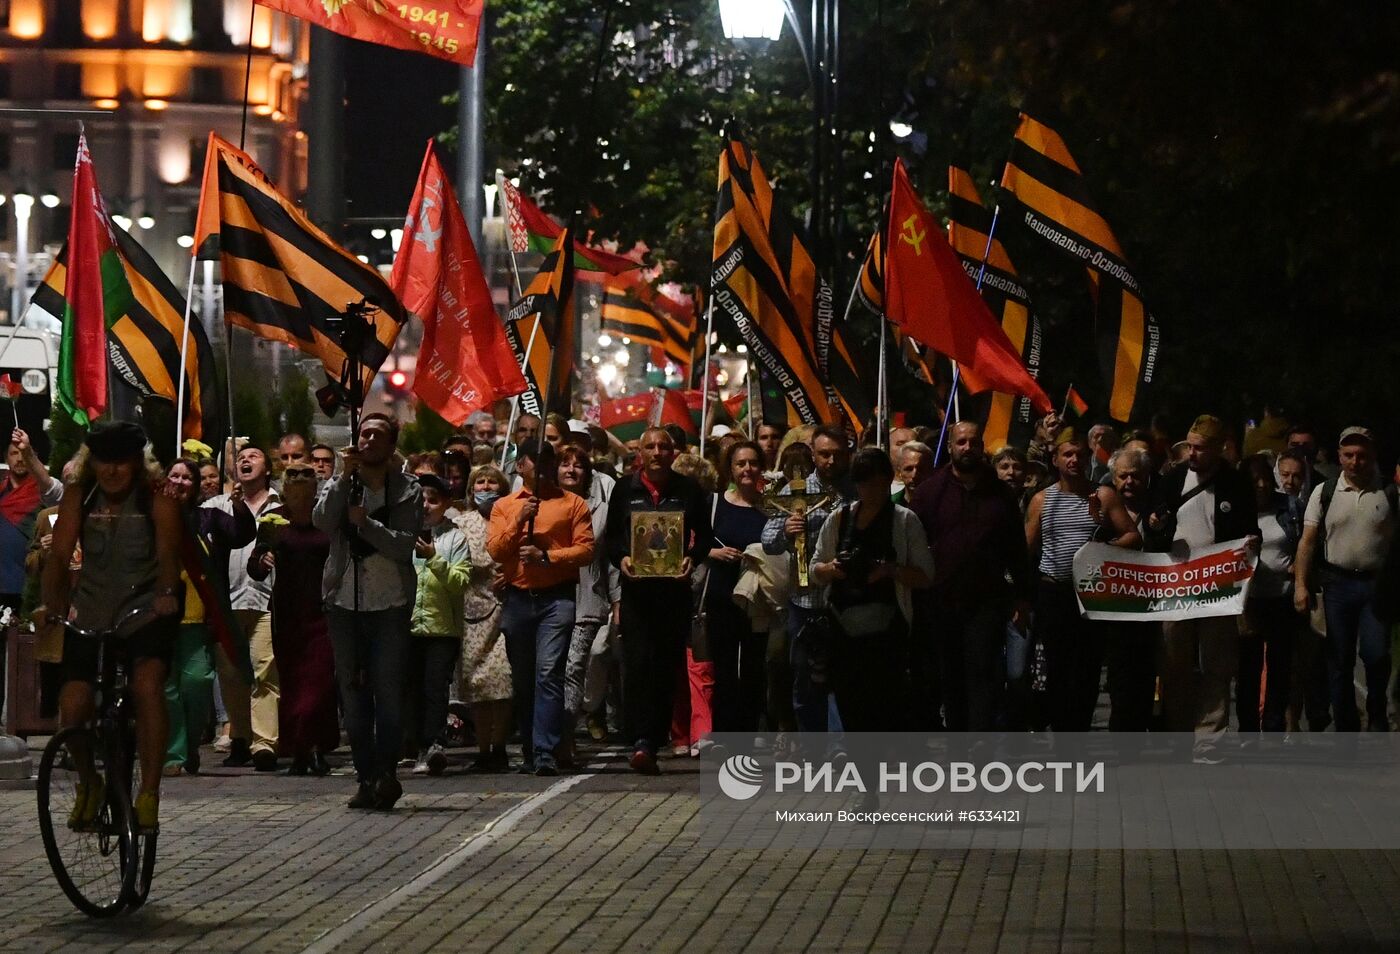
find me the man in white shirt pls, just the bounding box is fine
[1293,426,1396,732]
[203,445,280,770]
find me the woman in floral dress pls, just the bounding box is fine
[456,464,513,771]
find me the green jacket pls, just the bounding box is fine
[411,520,472,638]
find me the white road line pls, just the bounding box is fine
[301,751,619,954]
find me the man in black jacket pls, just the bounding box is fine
[1146,415,1259,762]
[604,427,713,774]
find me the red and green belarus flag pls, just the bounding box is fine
[55,133,132,426]
[601,388,702,443]
[497,173,641,276]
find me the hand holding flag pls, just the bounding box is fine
[0,374,20,428]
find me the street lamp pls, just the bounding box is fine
[718,0,785,40]
[11,193,33,324]
[719,0,838,272]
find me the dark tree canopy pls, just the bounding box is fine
[479,0,1400,440]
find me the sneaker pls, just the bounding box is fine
[161,763,183,778]
[586,713,608,742]
[515,760,537,775]
[348,782,375,809]
[252,748,279,772]
[535,759,559,778]
[412,750,431,775]
[222,738,253,768]
[425,744,448,776]
[629,749,659,776]
[373,774,404,810]
[213,734,232,754]
[68,775,104,831]
[309,751,332,777]
[285,756,310,777]
[671,743,690,758]
[133,791,159,833]
[1192,750,1225,765]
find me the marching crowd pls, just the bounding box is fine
[2,400,1397,828]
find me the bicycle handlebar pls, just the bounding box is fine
[59,605,159,641]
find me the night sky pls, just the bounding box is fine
[342,39,459,221]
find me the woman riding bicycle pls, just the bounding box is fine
[36,421,183,832]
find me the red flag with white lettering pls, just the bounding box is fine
[256,0,483,66]
[390,141,526,426]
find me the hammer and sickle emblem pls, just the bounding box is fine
[899,214,926,255]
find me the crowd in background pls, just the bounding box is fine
[3,397,1396,824]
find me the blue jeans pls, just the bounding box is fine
[327,604,411,782]
[1322,575,1392,731]
[501,587,575,766]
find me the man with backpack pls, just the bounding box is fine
[1294,427,1397,732]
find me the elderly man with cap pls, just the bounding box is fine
[1146,414,1259,761]
[1293,426,1397,732]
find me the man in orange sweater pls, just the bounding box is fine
[488,441,594,775]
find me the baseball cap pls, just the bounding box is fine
[567,419,590,434]
[1338,426,1375,447]
[710,424,732,439]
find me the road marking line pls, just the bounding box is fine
[300,751,619,954]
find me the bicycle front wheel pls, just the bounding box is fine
[37,727,139,917]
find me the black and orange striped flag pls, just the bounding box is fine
[505,227,576,419]
[947,165,1043,450]
[712,134,867,433]
[600,273,696,371]
[30,223,222,441]
[193,133,406,412]
[1000,112,1160,422]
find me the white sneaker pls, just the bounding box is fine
[425,743,447,776]
[213,734,232,753]
[412,751,430,775]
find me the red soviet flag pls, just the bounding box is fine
[257,0,483,66]
[884,159,1051,414]
[391,142,526,426]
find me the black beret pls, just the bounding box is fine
[84,421,148,462]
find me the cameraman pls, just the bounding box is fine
[314,413,423,810]
[810,448,933,734]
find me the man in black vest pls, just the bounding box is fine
[604,427,712,774]
[1146,414,1259,762]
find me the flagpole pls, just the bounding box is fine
[173,256,198,456]
[499,313,542,467]
[933,204,1002,465]
[746,355,758,438]
[697,295,715,455]
[876,315,888,448]
[1060,384,1072,421]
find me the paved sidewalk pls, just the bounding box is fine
[3,744,1400,952]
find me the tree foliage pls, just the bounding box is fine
[481,0,1400,439]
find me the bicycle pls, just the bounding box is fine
[36,606,160,917]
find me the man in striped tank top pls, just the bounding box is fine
[1025,429,1141,732]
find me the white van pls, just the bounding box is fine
[0,326,57,460]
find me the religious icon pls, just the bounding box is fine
[631,511,685,577]
[761,470,836,588]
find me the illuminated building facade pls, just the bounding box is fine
[0,0,309,319]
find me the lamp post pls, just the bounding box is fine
[11,193,33,324]
[719,0,838,274]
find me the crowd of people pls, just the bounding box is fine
[2,400,1396,828]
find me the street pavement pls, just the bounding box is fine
[4,740,1400,953]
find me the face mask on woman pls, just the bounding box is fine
[473,490,500,508]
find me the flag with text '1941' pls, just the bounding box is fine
[947,165,1043,451]
[193,133,407,414]
[712,134,863,432]
[390,141,526,426]
[504,227,576,419]
[256,0,483,66]
[884,159,1051,415]
[1000,112,1160,422]
[600,272,697,372]
[497,174,641,276]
